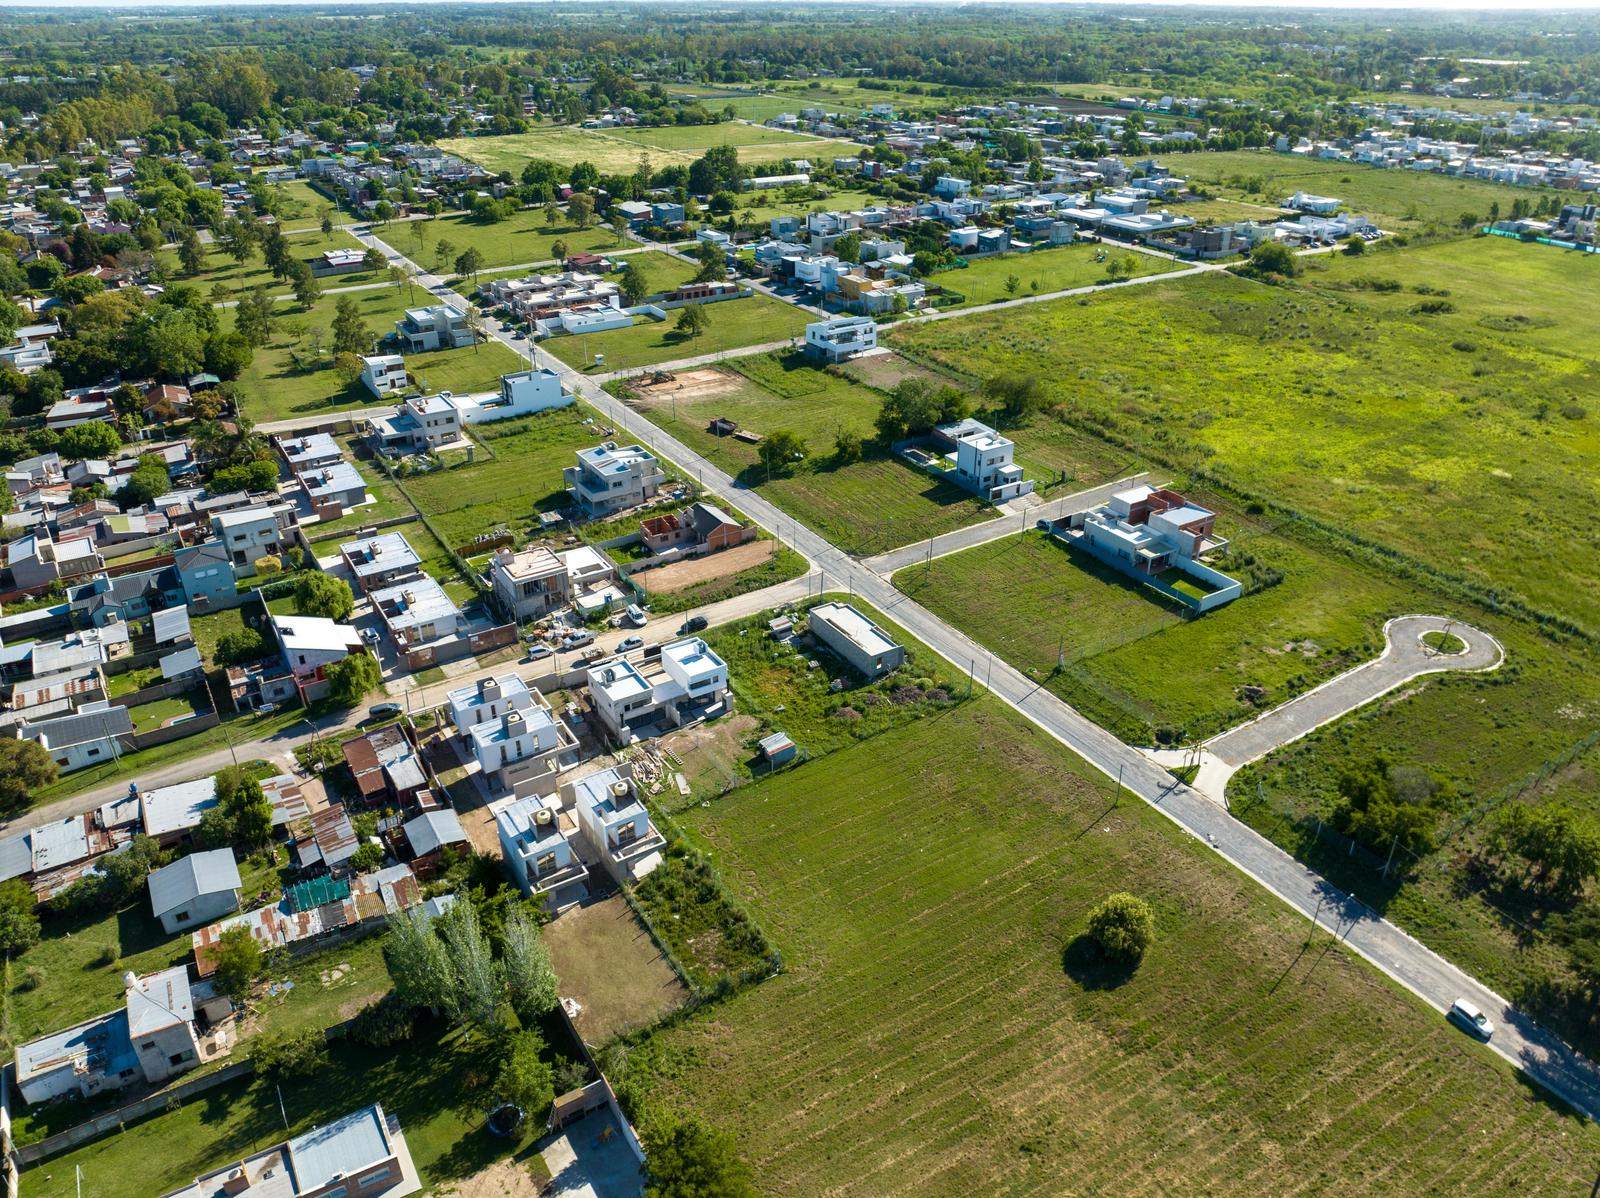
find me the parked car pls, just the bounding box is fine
[526,644,553,661]
[370,702,403,719]
[625,603,648,628]
[360,627,380,644]
[563,630,595,650]
[678,615,708,634]
[1447,998,1494,1041]
[617,635,644,652]
[257,702,278,716]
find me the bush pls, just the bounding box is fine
[93,943,118,967]
[17,965,44,992]
[350,842,384,872]
[215,627,267,666]
[0,879,41,956]
[350,992,416,1048]
[1085,892,1155,963]
[252,1029,329,1080]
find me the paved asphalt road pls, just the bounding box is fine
[1207,615,1505,768]
[38,222,1583,1121]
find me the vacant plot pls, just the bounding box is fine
[638,540,775,595]
[439,123,846,178]
[720,185,888,228]
[1183,149,1565,232]
[226,283,525,423]
[543,894,688,1044]
[624,354,999,553]
[405,208,624,272]
[544,293,809,372]
[925,242,1179,308]
[621,702,1598,1196]
[166,227,376,296]
[888,240,1600,634]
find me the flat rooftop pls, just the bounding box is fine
[811,601,900,658]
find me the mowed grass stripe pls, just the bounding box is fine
[642,703,1597,1195]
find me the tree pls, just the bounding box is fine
[568,192,595,229]
[611,214,630,245]
[350,842,384,872]
[178,227,206,275]
[234,287,276,348]
[620,261,651,305]
[1003,272,1020,296]
[502,906,559,1025]
[330,295,371,355]
[1331,756,1451,858]
[320,212,335,235]
[550,239,568,266]
[494,1029,555,1120]
[220,767,273,849]
[1244,240,1299,279]
[833,429,863,464]
[833,232,861,264]
[0,879,41,956]
[1343,234,1366,256]
[1500,804,1600,898]
[454,247,485,281]
[326,652,381,707]
[688,145,746,197]
[673,304,708,341]
[1104,254,1138,282]
[757,429,806,478]
[60,421,122,459]
[362,246,387,273]
[642,1113,756,1198]
[439,897,503,1034]
[692,238,725,283]
[215,627,266,666]
[119,454,172,509]
[1086,892,1155,963]
[435,239,457,271]
[543,202,562,228]
[334,351,366,386]
[289,261,321,308]
[212,924,264,1003]
[983,373,1045,422]
[383,907,455,1014]
[296,571,355,620]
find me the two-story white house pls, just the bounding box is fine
[803,316,877,363]
[494,792,591,911]
[935,418,1034,503]
[564,442,666,517]
[367,393,465,454]
[586,638,729,743]
[394,304,473,352]
[447,674,575,795]
[360,353,409,397]
[567,765,666,886]
[489,545,570,621]
[211,503,292,574]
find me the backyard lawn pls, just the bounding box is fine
[621,701,1600,1197]
[226,283,526,424]
[921,241,1179,308]
[544,293,810,372]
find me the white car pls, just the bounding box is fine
[1447,998,1494,1041]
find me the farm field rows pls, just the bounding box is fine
[543,292,809,371]
[625,701,1600,1197]
[1181,149,1565,232]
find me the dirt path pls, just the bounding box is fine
[637,539,775,595]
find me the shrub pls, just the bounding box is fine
[350,992,416,1048]
[93,943,117,967]
[252,1029,329,1080]
[215,627,267,666]
[1085,892,1155,964]
[17,965,44,992]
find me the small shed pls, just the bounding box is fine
[758,731,797,767]
[147,848,242,935]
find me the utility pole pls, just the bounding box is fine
[1382,834,1399,879]
[1114,761,1124,807]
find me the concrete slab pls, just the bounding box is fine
[541,1109,642,1198]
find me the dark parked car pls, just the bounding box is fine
[678,615,708,634]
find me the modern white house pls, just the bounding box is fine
[564,442,666,516]
[935,418,1034,503]
[211,504,290,574]
[1285,190,1342,214]
[807,601,906,678]
[494,792,591,910]
[447,674,575,795]
[443,368,575,425]
[566,765,666,885]
[489,545,570,621]
[361,353,409,397]
[394,304,473,352]
[367,393,465,454]
[370,574,466,650]
[586,638,729,743]
[272,613,364,679]
[1060,484,1242,612]
[803,315,877,363]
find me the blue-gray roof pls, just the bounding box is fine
[152,606,192,646]
[287,1104,393,1191]
[15,1010,137,1086]
[159,646,204,680]
[148,848,242,919]
[403,809,465,858]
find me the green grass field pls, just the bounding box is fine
[227,283,525,424]
[166,228,376,296]
[888,237,1600,634]
[1183,149,1565,233]
[439,122,848,178]
[399,209,624,272]
[263,178,335,231]
[624,352,1000,554]
[545,293,810,372]
[620,701,1599,1196]
[718,185,888,229]
[925,242,1179,308]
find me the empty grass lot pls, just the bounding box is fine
[888,238,1600,634]
[401,208,624,271]
[627,353,999,554]
[167,228,376,296]
[1183,149,1565,233]
[895,513,1416,745]
[621,702,1599,1197]
[718,185,889,228]
[924,242,1179,308]
[545,293,809,372]
[226,284,525,424]
[439,122,843,178]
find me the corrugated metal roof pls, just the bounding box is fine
[286,1105,392,1192]
[147,848,241,919]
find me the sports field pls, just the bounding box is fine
[624,701,1600,1196]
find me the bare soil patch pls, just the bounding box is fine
[434,1155,552,1198]
[839,349,957,393]
[636,539,775,595]
[543,893,688,1045]
[625,366,742,411]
